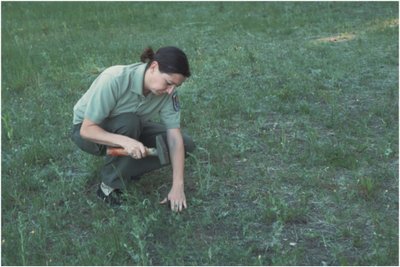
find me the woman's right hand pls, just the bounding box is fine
[120,137,147,159]
[80,118,146,159]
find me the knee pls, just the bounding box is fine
[103,113,142,138]
[182,133,196,154]
[123,116,142,138]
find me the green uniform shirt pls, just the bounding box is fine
[73,63,180,129]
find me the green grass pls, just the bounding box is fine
[2,2,398,265]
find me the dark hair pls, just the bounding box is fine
[140,46,191,77]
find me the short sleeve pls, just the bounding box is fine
[160,92,181,129]
[84,74,119,124]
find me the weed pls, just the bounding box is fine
[17,213,27,266]
[1,113,14,142]
[357,176,376,199]
[263,194,309,225]
[187,147,213,196]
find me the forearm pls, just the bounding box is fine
[80,118,136,148]
[167,129,185,187]
[160,128,188,212]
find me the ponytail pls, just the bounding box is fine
[140,47,155,63]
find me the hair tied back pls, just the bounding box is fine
[140,47,155,63]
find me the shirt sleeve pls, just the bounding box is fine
[84,73,119,124]
[160,93,181,129]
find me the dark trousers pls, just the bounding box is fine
[71,113,195,189]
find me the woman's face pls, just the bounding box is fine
[145,62,186,96]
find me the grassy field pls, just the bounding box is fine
[1,2,399,265]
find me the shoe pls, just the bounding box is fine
[96,185,124,206]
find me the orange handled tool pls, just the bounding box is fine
[106,147,157,157]
[106,135,170,165]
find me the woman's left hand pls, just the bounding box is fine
[160,185,187,212]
